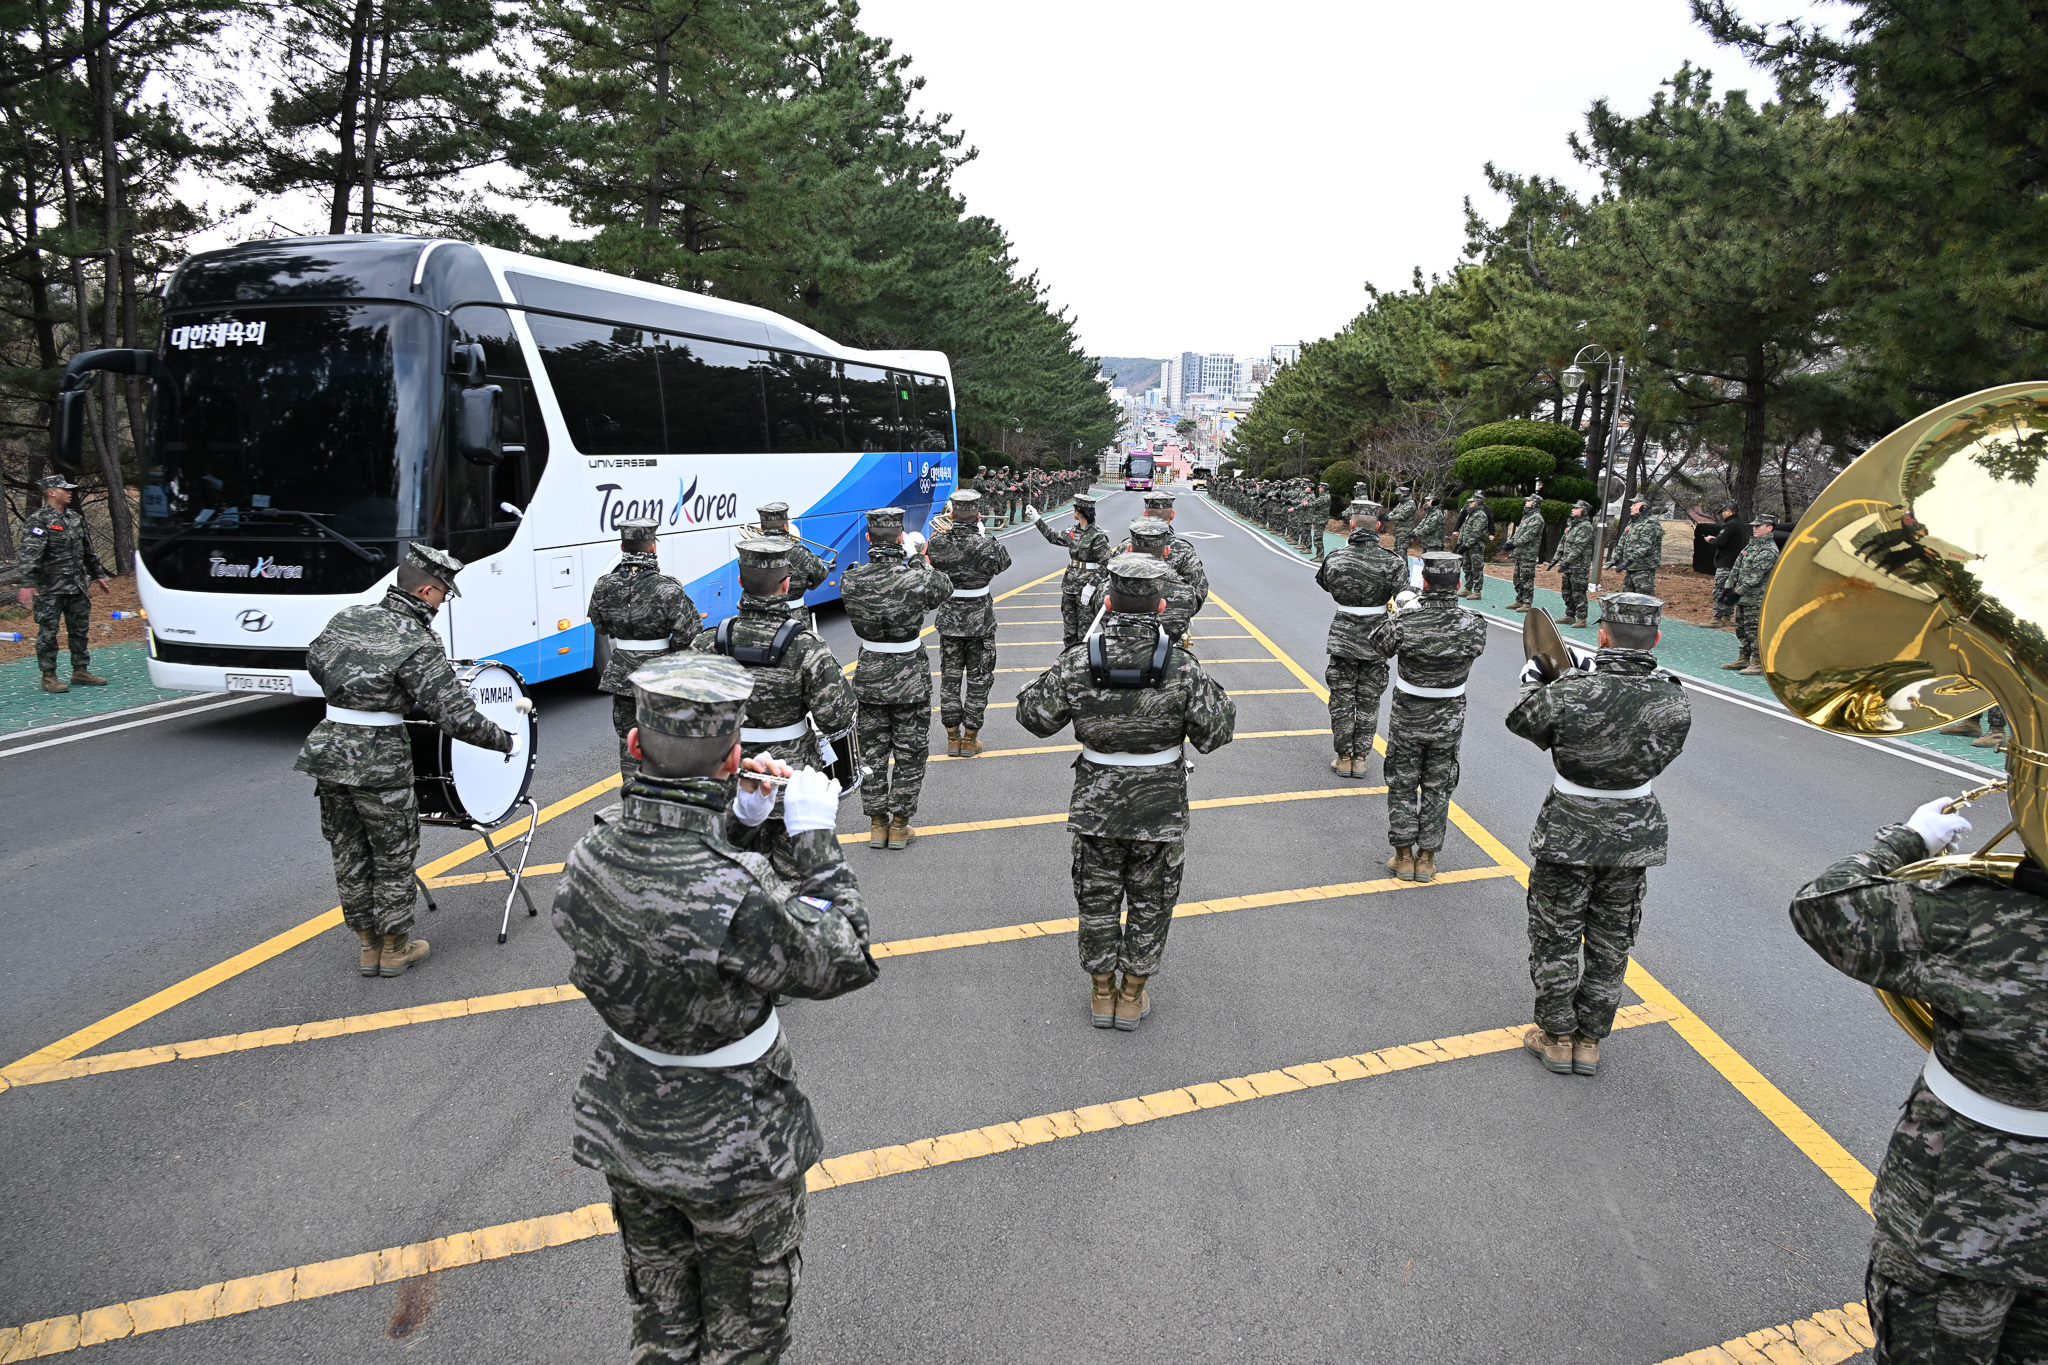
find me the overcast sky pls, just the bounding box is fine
[855,0,1812,365]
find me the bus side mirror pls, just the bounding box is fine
[52,390,87,470]
[458,385,504,465]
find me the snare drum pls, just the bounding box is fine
[813,715,863,801]
[410,661,538,828]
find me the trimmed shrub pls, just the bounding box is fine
[1041,456,1064,471]
[1322,460,1362,511]
[1484,496,1527,534]
[1541,498,1571,526]
[1452,444,1555,489]
[1455,419,1585,462]
[1546,475,1597,504]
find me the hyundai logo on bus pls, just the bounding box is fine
[237,609,273,632]
[207,554,304,581]
[594,478,738,533]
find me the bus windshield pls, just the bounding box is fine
[144,304,436,545]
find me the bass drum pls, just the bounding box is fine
[410,661,538,829]
[815,717,863,801]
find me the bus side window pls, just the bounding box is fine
[841,363,898,453]
[655,334,767,454]
[913,373,953,452]
[492,377,549,519]
[763,352,844,453]
[529,314,664,456]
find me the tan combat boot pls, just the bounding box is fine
[1523,1026,1573,1074]
[41,670,67,693]
[870,815,889,848]
[945,725,961,757]
[1330,754,1353,777]
[379,931,430,977]
[960,728,983,757]
[1090,973,1117,1029]
[1387,846,1415,881]
[69,666,107,686]
[1113,974,1151,1031]
[1573,1034,1600,1076]
[1721,654,1751,671]
[887,816,913,850]
[356,929,380,977]
[1413,850,1437,883]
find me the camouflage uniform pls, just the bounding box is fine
[1612,513,1663,597]
[1552,511,1595,623]
[1126,519,1200,644]
[1792,827,2048,1364]
[1505,596,1691,1042]
[926,492,1013,735]
[1413,502,1447,552]
[1143,493,1210,612]
[1730,524,1780,665]
[551,654,878,1365]
[19,487,107,676]
[756,502,830,608]
[295,558,512,938]
[1016,556,1237,981]
[689,539,856,880]
[1508,501,1546,608]
[589,523,700,781]
[1385,494,1418,554]
[1454,498,1492,596]
[1383,564,1488,855]
[842,510,951,824]
[1033,497,1113,646]
[1316,508,1404,765]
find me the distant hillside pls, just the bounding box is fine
[1098,356,1169,393]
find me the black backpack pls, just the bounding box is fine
[713,615,801,668]
[1086,626,1172,689]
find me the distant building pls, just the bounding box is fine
[1202,353,1239,398]
[1270,343,1300,367]
[1247,360,1274,387]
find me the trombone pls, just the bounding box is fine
[741,522,839,569]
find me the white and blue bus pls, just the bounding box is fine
[55,234,957,696]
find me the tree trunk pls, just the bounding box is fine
[1732,348,1768,527]
[359,25,391,231]
[329,0,375,235]
[95,0,134,574]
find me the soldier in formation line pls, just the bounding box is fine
[1609,495,1663,597]
[1413,495,1447,553]
[926,489,1012,757]
[296,544,518,978]
[588,518,701,781]
[1453,491,1493,600]
[1508,593,1692,1077]
[1316,498,1405,780]
[1016,554,1237,1031]
[1026,493,1111,647]
[840,507,952,850]
[1723,517,1779,677]
[1791,781,2048,1361]
[1141,490,1211,607]
[550,653,877,1365]
[1506,493,1547,612]
[753,501,830,607]
[1124,518,1201,648]
[18,473,111,692]
[1383,551,1489,883]
[1547,500,1595,627]
[1384,485,1419,555]
[690,538,855,881]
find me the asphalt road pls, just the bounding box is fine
[0,488,2004,1363]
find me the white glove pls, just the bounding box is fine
[732,779,775,828]
[903,530,927,556]
[1519,658,1549,687]
[1393,590,1418,612]
[503,730,524,762]
[781,767,838,835]
[1024,504,1040,522]
[1905,797,1972,857]
[513,697,534,715]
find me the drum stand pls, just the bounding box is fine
[412,795,542,944]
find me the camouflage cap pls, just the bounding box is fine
[1752,515,1778,527]
[1629,493,1648,506]
[405,542,464,597]
[1348,499,1382,520]
[40,473,80,492]
[1525,493,1542,504]
[736,537,793,570]
[1126,517,1172,547]
[1571,500,1592,511]
[1143,491,1176,509]
[631,654,753,738]
[1598,592,1664,628]
[1466,491,1484,503]
[1073,494,1098,510]
[950,489,983,515]
[1420,550,1462,571]
[756,501,791,525]
[1106,553,1172,598]
[617,517,658,542]
[866,506,905,532]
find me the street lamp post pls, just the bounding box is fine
[1560,345,1627,601]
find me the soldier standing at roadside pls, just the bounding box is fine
[1028,494,1112,647]
[1506,495,1546,613]
[1016,555,1236,1032]
[297,544,517,978]
[551,654,877,1365]
[842,507,951,849]
[1383,552,1488,884]
[1723,517,1779,676]
[1508,593,1691,1078]
[1385,486,1418,555]
[1548,501,1595,627]
[588,519,700,781]
[1317,499,1404,779]
[1611,496,1663,597]
[755,501,830,607]
[1414,496,1447,553]
[17,473,112,693]
[927,489,1012,757]
[1454,492,1492,600]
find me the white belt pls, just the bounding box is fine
[1393,676,1465,698]
[858,637,923,653]
[1335,604,1388,617]
[325,705,404,726]
[951,586,991,598]
[610,1011,781,1070]
[612,638,671,652]
[1553,775,1654,799]
[1081,746,1183,767]
[742,721,810,743]
[1924,1051,2048,1138]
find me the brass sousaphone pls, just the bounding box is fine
[1759,382,2048,1048]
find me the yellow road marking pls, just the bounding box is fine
[1626,960,1877,1214]
[842,569,1064,675]
[996,635,1251,646]
[0,1002,1671,1358]
[933,686,1305,714]
[0,774,624,1094]
[1647,1301,1874,1365]
[926,727,1331,762]
[848,785,1384,844]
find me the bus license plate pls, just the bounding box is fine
[225,672,293,694]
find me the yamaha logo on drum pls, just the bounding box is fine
[472,685,518,704]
